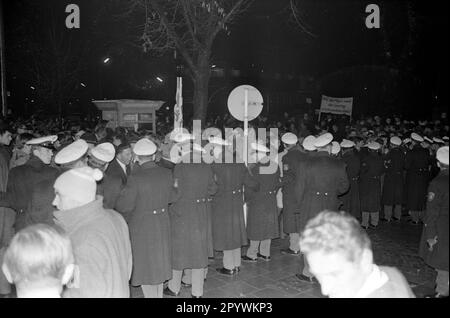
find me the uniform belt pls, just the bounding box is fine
[351,177,359,181]
[230,189,242,195]
[266,191,276,195]
[194,198,208,203]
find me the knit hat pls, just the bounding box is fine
[54,167,103,205]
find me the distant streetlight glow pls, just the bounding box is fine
[211,65,217,68]
[30,86,35,90]
[80,83,86,87]
[103,57,111,64]
[156,77,163,83]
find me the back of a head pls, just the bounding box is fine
[2,224,74,287]
[300,210,371,263]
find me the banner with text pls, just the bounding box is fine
[320,95,353,116]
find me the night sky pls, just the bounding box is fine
[3,0,449,119]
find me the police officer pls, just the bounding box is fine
[418,146,449,298]
[382,136,405,222]
[87,143,121,210]
[0,136,60,231]
[360,142,385,229]
[243,141,282,262]
[164,140,217,298]
[294,133,349,283]
[279,133,304,256]
[405,133,433,224]
[340,139,361,220]
[210,138,259,275]
[116,138,178,298]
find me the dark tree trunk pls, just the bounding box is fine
[192,51,211,123]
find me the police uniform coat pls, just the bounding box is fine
[405,145,432,211]
[340,150,361,219]
[211,160,259,251]
[281,147,305,233]
[2,156,59,231]
[116,161,178,285]
[382,148,405,206]
[419,169,449,271]
[169,152,218,270]
[246,159,282,241]
[295,152,349,232]
[360,151,385,212]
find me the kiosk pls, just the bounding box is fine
[92,99,165,134]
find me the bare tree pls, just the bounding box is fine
[116,0,252,122]
[8,0,89,118]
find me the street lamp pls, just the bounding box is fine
[80,82,86,88]
[103,57,111,64]
[156,77,164,83]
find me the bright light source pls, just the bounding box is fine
[103,57,111,64]
[80,83,86,87]
[30,86,35,90]
[211,65,217,68]
[156,77,163,83]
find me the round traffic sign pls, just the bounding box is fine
[227,85,263,122]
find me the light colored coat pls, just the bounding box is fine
[55,198,132,298]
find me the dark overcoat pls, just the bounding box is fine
[295,152,349,232]
[169,152,218,270]
[281,147,305,233]
[360,151,385,212]
[340,150,361,219]
[98,174,123,210]
[115,161,178,285]
[246,159,282,241]
[2,156,59,231]
[419,170,449,271]
[210,160,258,251]
[405,146,432,211]
[382,147,405,206]
[105,159,128,186]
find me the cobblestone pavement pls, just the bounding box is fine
[131,217,437,298]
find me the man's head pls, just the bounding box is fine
[2,224,75,297]
[300,211,373,298]
[15,133,34,154]
[54,139,89,169]
[281,132,298,151]
[133,138,157,165]
[313,133,333,154]
[116,143,132,165]
[53,167,103,211]
[88,142,115,172]
[27,135,58,165]
[0,123,13,146]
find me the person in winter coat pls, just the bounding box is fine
[242,142,282,263]
[164,143,217,298]
[381,137,405,222]
[294,133,349,283]
[116,139,179,298]
[53,167,132,298]
[359,142,385,229]
[339,139,361,220]
[418,146,449,298]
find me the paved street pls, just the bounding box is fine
[131,217,437,298]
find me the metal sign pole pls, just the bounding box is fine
[243,88,249,227]
[244,88,249,166]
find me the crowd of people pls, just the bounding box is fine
[0,109,448,298]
